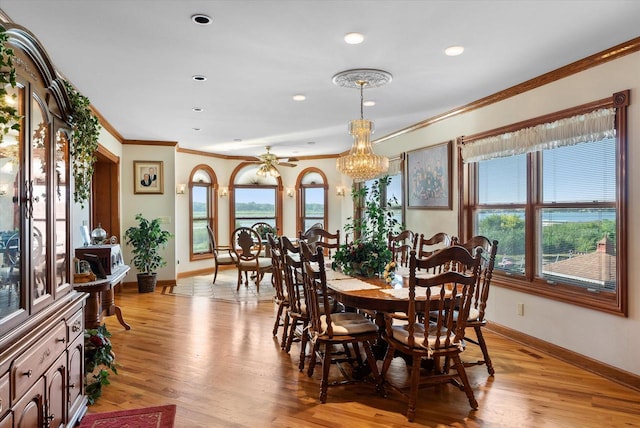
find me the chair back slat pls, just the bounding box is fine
[417,232,451,259]
[299,227,340,257]
[283,238,304,316]
[302,245,332,338]
[268,235,286,303]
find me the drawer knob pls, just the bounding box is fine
[56,337,66,343]
[68,383,76,388]
[23,369,33,378]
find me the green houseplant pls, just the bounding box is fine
[124,213,173,293]
[63,80,101,208]
[84,324,117,404]
[332,176,401,277]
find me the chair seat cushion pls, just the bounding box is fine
[217,253,237,263]
[238,258,272,269]
[390,322,460,356]
[320,312,377,336]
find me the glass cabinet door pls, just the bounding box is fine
[0,85,24,320]
[53,128,70,293]
[30,94,52,309]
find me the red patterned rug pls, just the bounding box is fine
[78,404,176,428]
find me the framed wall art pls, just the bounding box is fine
[406,141,452,209]
[134,160,164,194]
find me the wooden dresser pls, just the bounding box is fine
[0,22,88,427]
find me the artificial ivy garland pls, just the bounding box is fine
[0,27,21,143]
[63,80,101,207]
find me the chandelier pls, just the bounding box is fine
[334,69,391,182]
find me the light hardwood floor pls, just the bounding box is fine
[86,283,640,427]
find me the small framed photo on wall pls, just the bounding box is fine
[133,160,164,194]
[406,141,452,209]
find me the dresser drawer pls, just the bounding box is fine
[11,321,67,401]
[0,372,9,418]
[67,309,84,342]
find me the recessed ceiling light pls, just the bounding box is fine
[191,14,212,25]
[344,32,364,45]
[307,141,316,145]
[363,100,376,107]
[292,94,306,101]
[445,45,464,56]
[192,107,204,112]
[192,127,201,131]
[192,75,207,82]
[233,138,242,142]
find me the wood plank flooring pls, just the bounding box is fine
[86,284,640,427]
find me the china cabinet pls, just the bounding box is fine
[0,22,87,427]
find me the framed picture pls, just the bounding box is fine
[406,141,452,209]
[134,161,164,194]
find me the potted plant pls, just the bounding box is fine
[84,324,117,404]
[124,213,173,293]
[332,176,401,277]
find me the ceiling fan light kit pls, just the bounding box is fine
[252,146,297,178]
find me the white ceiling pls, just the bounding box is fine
[1,1,639,160]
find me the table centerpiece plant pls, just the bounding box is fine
[332,176,402,277]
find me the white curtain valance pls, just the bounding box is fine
[460,108,616,163]
[386,157,403,177]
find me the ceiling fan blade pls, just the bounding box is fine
[279,162,297,167]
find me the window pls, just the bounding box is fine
[359,158,405,231]
[231,164,281,232]
[296,169,328,234]
[460,91,629,315]
[189,166,217,260]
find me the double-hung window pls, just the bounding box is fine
[460,91,629,315]
[189,166,217,260]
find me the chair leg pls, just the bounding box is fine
[406,355,422,423]
[380,344,395,379]
[307,340,319,376]
[280,313,290,350]
[362,340,384,396]
[452,354,478,409]
[285,318,298,353]
[299,320,309,371]
[212,263,219,284]
[272,302,284,336]
[236,270,242,290]
[475,326,494,375]
[319,342,332,403]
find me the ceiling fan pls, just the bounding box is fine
[250,146,297,178]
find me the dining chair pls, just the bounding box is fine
[381,246,482,422]
[302,245,383,403]
[453,235,499,375]
[417,232,451,259]
[299,227,341,257]
[207,224,237,285]
[388,230,417,267]
[251,222,278,257]
[268,234,289,339]
[230,226,272,292]
[281,236,305,352]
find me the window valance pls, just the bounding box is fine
[460,107,615,163]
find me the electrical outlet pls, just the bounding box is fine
[516,303,524,316]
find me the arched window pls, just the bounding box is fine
[230,164,282,233]
[296,168,328,234]
[189,165,217,260]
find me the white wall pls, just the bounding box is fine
[375,51,640,376]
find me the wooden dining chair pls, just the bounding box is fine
[417,232,451,259]
[251,222,278,257]
[301,245,383,403]
[281,236,307,360]
[207,224,237,285]
[454,235,499,375]
[381,246,482,422]
[268,234,289,339]
[230,226,272,292]
[388,230,417,267]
